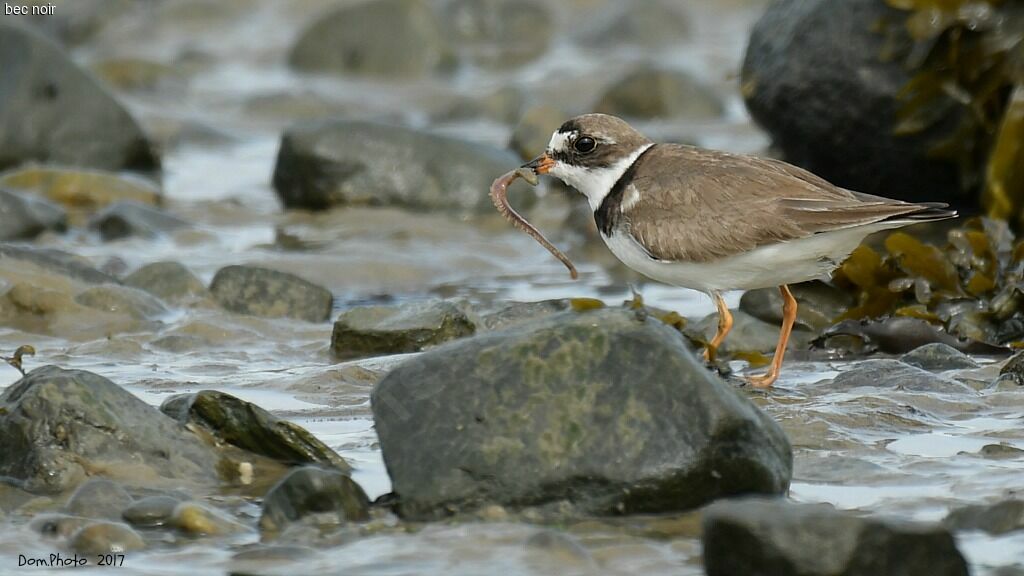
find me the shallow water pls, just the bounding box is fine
[1,0,1023,573]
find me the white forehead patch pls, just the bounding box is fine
[547,130,574,152]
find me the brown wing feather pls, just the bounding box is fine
[621,145,953,263]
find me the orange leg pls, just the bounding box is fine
[747,285,797,388]
[702,292,733,362]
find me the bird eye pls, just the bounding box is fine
[574,136,596,154]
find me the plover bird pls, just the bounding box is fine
[519,114,955,388]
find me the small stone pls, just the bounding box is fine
[160,390,351,472]
[595,68,723,120]
[170,502,247,536]
[0,188,67,240]
[692,308,811,355]
[122,495,180,527]
[209,265,333,323]
[89,201,190,241]
[828,359,975,393]
[740,281,854,332]
[289,0,451,78]
[31,514,93,539]
[703,498,969,576]
[477,300,572,332]
[999,350,1024,385]
[259,466,370,535]
[978,444,1024,459]
[0,166,160,212]
[70,521,145,555]
[944,500,1024,535]
[0,244,117,285]
[63,479,133,520]
[901,343,980,371]
[124,262,207,303]
[75,285,169,320]
[331,300,476,359]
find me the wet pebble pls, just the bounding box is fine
[259,466,370,535]
[999,350,1024,385]
[209,265,333,323]
[75,285,169,320]
[0,244,117,285]
[900,343,980,371]
[121,495,180,527]
[70,521,145,555]
[170,502,247,536]
[124,261,208,304]
[0,188,67,241]
[944,499,1024,535]
[31,514,93,539]
[827,359,975,394]
[692,308,811,355]
[331,300,476,359]
[63,479,133,520]
[89,201,190,241]
[703,498,969,576]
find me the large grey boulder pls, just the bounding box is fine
[371,308,792,520]
[0,22,159,175]
[0,366,217,493]
[289,0,451,78]
[703,498,969,576]
[741,0,967,205]
[272,120,530,213]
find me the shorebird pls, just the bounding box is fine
[520,114,955,387]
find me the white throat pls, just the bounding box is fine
[550,143,654,211]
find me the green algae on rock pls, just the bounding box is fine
[160,390,351,473]
[371,308,792,520]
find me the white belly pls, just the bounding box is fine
[602,224,896,293]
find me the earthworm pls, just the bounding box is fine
[489,168,578,280]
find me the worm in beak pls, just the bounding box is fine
[489,160,578,280]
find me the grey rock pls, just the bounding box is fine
[31,514,93,539]
[170,501,246,536]
[900,343,979,371]
[122,495,180,527]
[70,521,145,555]
[443,0,552,69]
[64,479,133,520]
[692,308,812,356]
[289,0,451,78]
[978,444,1024,459]
[89,201,189,241]
[703,498,969,576]
[741,0,968,205]
[944,499,1024,535]
[0,244,116,284]
[371,308,792,520]
[272,120,530,213]
[595,68,723,120]
[0,187,66,240]
[740,281,854,332]
[576,0,691,48]
[160,390,351,472]
[259,466,370,534]
[999,350,1024,385]
[510,105,566,162]
[150,334,210,353]
[828,359,975,393]
[75,284,169,320]
[209,265,333,323]
[331,300,476,359]
[476,299,571,332]
[0,366,217,494]
[124,261,207,303]
[0,22,159,175]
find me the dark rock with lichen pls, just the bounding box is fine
[259,466,370,535]
[0,366,217,494]
[160,390,351,473]
[209,265,333,323]
[0,22,159,175]
[331,300,476,360]
[371,308,792,520]
[703,498,969,576]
